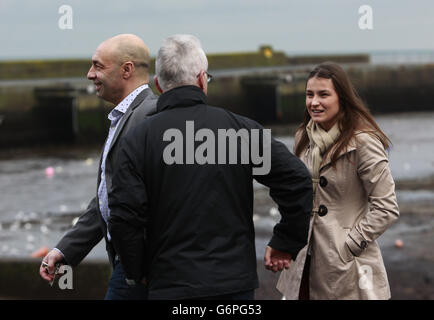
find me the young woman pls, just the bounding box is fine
[277,62,399,299]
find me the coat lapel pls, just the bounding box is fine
[107,88,149,154]
[320,139,357,170]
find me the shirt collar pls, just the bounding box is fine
[109,84,149,121]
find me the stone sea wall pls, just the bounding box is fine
[1,49,433,148]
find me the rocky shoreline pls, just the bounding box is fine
[0,146,433,299]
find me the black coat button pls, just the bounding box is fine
[360,240,367,249]
[318,205,328,217]
[319,176,328,187]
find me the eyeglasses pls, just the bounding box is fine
[132,61,149,69]
[197,71,213,83]
[119,61,149,69]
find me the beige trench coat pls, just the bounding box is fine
[277,132,399,299]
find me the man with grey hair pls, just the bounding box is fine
[108,34,312,299]
[39,34,157,299]
[154,34,209,92]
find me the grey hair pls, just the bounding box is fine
[156,34,208,91]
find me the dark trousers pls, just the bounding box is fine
[104,259,148,300]
[299,254,310,300]
[193,289,255,300]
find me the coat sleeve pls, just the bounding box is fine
[346,133,400,256]
[254,134,313,260]
[108,131,149,283]
[55,197,104,266]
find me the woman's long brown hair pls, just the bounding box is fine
[295,62,390,166]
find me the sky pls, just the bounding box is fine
[1,0,434,60]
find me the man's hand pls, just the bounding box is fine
[141,277,147,286]
[264,246,292,273]
[39,249,64,282]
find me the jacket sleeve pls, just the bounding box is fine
[108,132,149,283]
[254,134,313,260]
[346,133,400,256]
[55,197,104,266]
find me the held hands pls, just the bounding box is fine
[264,246,292,273]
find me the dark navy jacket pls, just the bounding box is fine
[108,85,312,299]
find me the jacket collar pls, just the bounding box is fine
[105,87,151,160]
[157,85,206,112]
[303,131,363,170]
[320,143,357,170]
[304,134,358,170]
[129,86,152,111]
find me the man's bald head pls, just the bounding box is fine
[99,34,151,78]
[88,34,151,105]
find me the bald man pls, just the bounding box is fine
[39,34,157,300]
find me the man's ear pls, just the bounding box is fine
[122,61,134,79]
[154,76,163,93]
[197,70,205,90]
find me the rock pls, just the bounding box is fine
[395,239,404,248]
[45,167,55,178]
